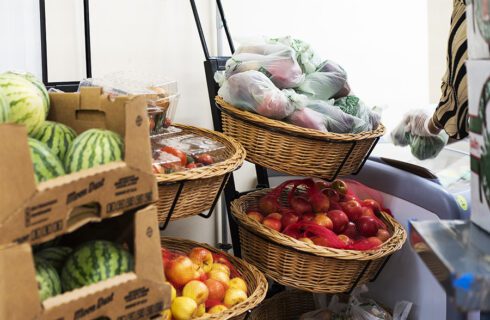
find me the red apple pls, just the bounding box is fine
[361,207,375,218]
[367,237,383,248]
[340,200,363,221]
[323,188,340,203]
[290,196,312,215]
[189,247,214,273]
[356,216,379,237]
[205,279,226,302]
[301,212,315,222]
[246,211,264,223]
[341,194,357,202]
[258,195,280,214]
[327,210,349,234]
[362,199,381,212]
[165,256,196,287]
[266,212,282,220]
[263,218,282,232]
[338,234,353,246]
[377,229,391,242]
[281,212,299,229]
[313,213,333,230]
[342,222,359,239]
[315,180,330,191]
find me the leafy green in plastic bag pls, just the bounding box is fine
[409,134,448,160]
[335,96,361,116]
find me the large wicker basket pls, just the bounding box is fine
[161,237,268,320]
[154,124,245,226]
[231,189,406,293]
[248,290,316,320]
[215,96,385,180]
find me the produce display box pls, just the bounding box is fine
[0,87,157,246]
[467,1,490,60]
[0,205,170,320]
[468,60,490,233]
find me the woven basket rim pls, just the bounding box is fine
[155,124,246,183]
[215,96,386,142]
[161,236,268,320]
[231,189,406,261]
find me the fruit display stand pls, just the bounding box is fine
[161,237,268,320]
[0,205,170,319]
[231,189,406,293]
[248,290,316,320]
[215,96,385,180]
[154,124,246,229]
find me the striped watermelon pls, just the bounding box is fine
[0,89,8,123]
[33,121,77,162]
[61,240,134,291]
[64,129,124,173]
[0,73,46,134]
[28,138,66,183]
[4,71,49,114]
[34,257,62,302]
[35,246,73,273]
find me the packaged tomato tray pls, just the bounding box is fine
[80,72,180,135]
[151,134,226,174]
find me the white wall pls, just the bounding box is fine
[221,0,431,133]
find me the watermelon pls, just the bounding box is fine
[34,257,62,302]
[4,71,49,114]
[0,73,46,134]
[64,129,124,173]
[35,246,73,273]
[33,121,77,162]
[0,89,8,123]
[28,138,66,183]
[61,240,134,291]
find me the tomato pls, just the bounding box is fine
[197,153,214,165]
[186,163,198,169]
[162,146,187,166]
[331,180,348,195]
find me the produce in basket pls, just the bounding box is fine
[334,95,381,132]
[246,178,394,251]
[226,43,305,89]
[268,36,323,74]
[64,129,124,173]
[162,246,248,319]
[0,72,47,134]
[298,60,349,101]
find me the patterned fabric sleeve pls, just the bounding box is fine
[432,0,469,139]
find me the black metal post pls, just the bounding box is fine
[83,0,92,78]
[39,0,48,84]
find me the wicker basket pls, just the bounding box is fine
[231,189,406,293]
[154,124,246,225]
[161,237,268,320]
[248,290,316,320]
[215,96,385,180]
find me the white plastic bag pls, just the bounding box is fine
[225,43,304,89]
[218,70,296,119]
[298,60,351,100]
[268,36,323,74]
[306,100,369,133]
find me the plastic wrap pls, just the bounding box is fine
[218,70,297,119]
[334,96,381,131]
[305,100,369,134]
[298,60,350,101]
[225,43,304,88]
[268,36,323,74]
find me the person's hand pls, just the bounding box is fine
[402,109,440,137]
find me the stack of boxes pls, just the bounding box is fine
[467,1,490,232]
[0,87,170,319]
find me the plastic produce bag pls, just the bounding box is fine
[287,107,328,132]
[268,36,323,74]
[218,70,296,119]
[409,133,449,160]
[298,60,350,101]
[334,96,381,131]
[225,43,304,89]
[306,100,369,134]
[347,286,412,320]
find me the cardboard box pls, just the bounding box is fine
[467,1,490,59]
[0,87,158,246]
[468,60,490,232]
[0,205,170,319]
